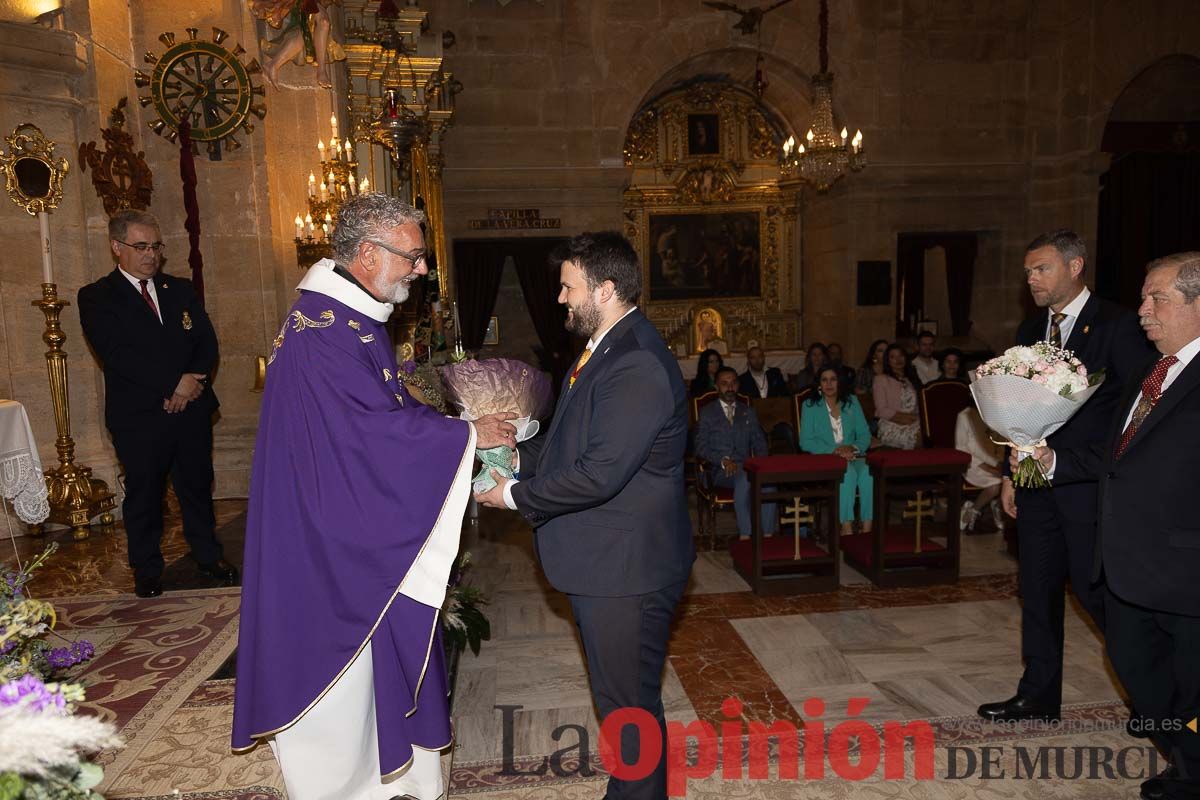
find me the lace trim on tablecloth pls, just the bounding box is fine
[0,451,50,524]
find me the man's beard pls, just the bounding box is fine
[382,280,411,304]
[721,390,738,404]
[565,298,603,337]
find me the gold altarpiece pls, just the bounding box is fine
[622,82,802,354]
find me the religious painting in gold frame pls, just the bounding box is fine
[622,81,801,352]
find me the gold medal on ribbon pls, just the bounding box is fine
[182,310,193,330]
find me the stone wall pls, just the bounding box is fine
[3,0,1200,503]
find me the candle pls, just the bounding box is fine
[321,222,329,240]
[294,214,303,239]
[38,211,53,284]
[305,213,313,236]
[317,140,325,160]
[329,138,338,160]
[307,172,316,198]
[452,301,461,334]
[330,113,337,136]
[319,181,327,201]
[324,212,332,226]
[360,177,369,193]
[344,140,353,161]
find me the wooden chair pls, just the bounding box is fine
[920,380,972,448]
[692,390,749,549]
[729,455,847,595]
[840,448,969,587]
[751,396,796,455]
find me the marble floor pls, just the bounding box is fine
[6,498,1144,799]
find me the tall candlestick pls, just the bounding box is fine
[452,301,461,335]
[38,211,53,284]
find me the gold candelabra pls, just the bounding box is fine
[293,113,365,266]
[30,284,115,540]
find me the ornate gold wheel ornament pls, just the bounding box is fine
[135,27,266,159]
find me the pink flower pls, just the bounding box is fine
[1076,365,1087,375]
[1032,374,1047,384]
[1014,365,1029,377]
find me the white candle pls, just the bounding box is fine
[319,181,327,200]
[38,211,53,284]
[344,140,353,161]
[360,177,369,193]
[308,172,316,198]
[330,113,337,136]
[317,140,325,160]
[294,214,303,239]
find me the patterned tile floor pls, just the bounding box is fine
[4,499,1143,799]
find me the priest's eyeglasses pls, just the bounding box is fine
[367,239,427,267]
[116,240,166,254]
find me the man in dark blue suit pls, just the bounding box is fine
[79,210,237,599]
[476,231,694,800]
[1028,252,1200,800]
[977,229,1153,723]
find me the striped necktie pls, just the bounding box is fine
[1048,312,1066,347]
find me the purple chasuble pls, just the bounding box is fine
[232,276,472,776]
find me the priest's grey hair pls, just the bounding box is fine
[332,193,426,265]
[1147,252,1200,303]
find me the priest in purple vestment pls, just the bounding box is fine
[232,194,516,800]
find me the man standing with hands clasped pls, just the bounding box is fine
[476,231,694,800]
[1026,253,1200,800]
[79,209,235,599]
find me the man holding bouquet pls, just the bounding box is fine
[978,229,1152,724]
[476,231,694,800]
[1025,253,1200,800]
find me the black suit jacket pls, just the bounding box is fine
[512,310,695,597]
[738,367,789,399]
[1011,293,1153,519]
[1054,352,1200,616]
[78,269,219,432]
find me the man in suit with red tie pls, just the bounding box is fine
[476,231,694,800]
[79,210,236,598]
[979,229,1153,723]
[1028,252,1200,800]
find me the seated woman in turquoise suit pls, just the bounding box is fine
[800,366,874,535]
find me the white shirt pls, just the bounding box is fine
[1045,286,1090,346]
[118,267,162,323]
[913,355,940,385]
[749,370,769,398]
[719,399,737,422]
[828,405,844,445]
[503,306,639,510]
[1046,333,1200,477]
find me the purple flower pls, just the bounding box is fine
[0,673,65,713]
[44,640,95,670]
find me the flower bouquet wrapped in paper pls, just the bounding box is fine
[971,342,1105,488]
[440,358,552,492]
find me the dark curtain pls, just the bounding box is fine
[509,239,575,392]
[1097,152,1200,308]
[943,234,978,337]
[895,232,978,338]
[895,234,927,338]
[452,241,507,350]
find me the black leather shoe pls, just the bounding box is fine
[134,575,163,598]
[1141,766,1180,800]
[197,558,239,583]
[977,694,1060,722]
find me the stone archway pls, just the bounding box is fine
[1095,54,1200,306]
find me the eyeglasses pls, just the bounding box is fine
[116,240,166,254]
[367,239,427,267]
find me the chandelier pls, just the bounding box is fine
[780,0,864,191]
[292,113,366,264]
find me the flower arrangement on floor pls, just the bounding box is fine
[0,545,121,799]
[971,342,1105,488]
[441,552,490,705]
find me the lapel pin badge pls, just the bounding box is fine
[182,310,193,330]
[1083,325,1090,334]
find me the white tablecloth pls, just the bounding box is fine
[0,400,50,525]
[675,350,808,381]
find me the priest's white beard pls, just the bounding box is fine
[382,280,410,304]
